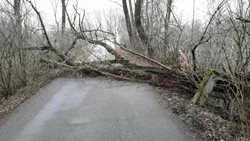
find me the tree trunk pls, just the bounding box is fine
[14,0,21,32]
[122,0,133,42]
[164,0,172,51]
[128,0,136,30]
[134,0,153,57]
[191,48,197,71]
[163,0,173,63]
[61,0,66,33]
[14,0,27,84]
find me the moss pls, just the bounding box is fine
[192,69,217,106]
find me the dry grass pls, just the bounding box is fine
[0,68,72,119]
[156,88,238,141]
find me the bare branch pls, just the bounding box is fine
[26,0,74,66]
[64,37,78,56]
[66,9,124,60]
[236,17,250,23]
[108,0,123,7]
[107,39,172,70]
[191,0,226,71]
[23,46,50,51]
[83,29,115,36]
[5,0,14,8]
[26,0,52,48]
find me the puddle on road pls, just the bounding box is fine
[19,81,89,135]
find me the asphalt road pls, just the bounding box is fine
[0,78,197,141]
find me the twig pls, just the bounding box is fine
[108,0,123,7]
[64,37,78,56]
[236,17,250,23]
[23,46,50,51]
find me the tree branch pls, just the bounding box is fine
[236,17,250,23]
[191,0,226,71]
[26,0,74,66]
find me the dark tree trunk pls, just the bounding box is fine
[61,0,66,33]
[128,0,136,30]
[191,48,197,71]
[163,0,173,64]
[14,0,21,32]
[164,0,172,49]
[14,0,28,85]
[134,0,153,57]
[122,0,133,42]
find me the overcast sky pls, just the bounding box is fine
[34,0,209,26]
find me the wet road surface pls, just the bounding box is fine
[0,78,197,141]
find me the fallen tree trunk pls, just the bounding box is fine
[39,44,250,110]
[112,41,172,70]
[28,0,249,109]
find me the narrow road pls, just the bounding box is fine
[0,78,196,141]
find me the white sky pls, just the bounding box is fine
[33,0,209,26]
[174,0,208,22]
[35,0,122,26]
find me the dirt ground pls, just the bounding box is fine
[156,87,243,141]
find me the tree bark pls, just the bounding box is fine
[14,0,28,84]
[128,0,136,30]
[14,0,21,32]
[122,0,133,42]
[164,0,172,51]
[134,0,153,57]
[61,0,66,33]
[163,0,173,64]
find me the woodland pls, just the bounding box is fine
[0,0,249,140]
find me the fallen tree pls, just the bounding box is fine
[27,0,250,131]
[27,0,250,105]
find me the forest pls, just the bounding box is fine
[0,0,249,140]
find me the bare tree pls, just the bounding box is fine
[26,0,74,66]
[128,0,135,30]
[191,0,225,71]
[135,0,153,57]
[164,0,173,49]
[61,0,66,33]
[191,0,195,41]
[122,0,133,42]
[14,0,21,30]
[163,0,173,64]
